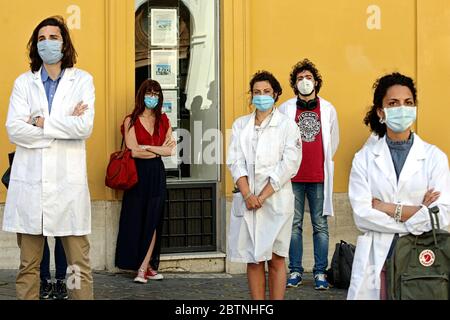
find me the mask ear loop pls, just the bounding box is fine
[378,107,386,124]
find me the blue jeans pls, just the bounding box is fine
[40,237,68,281]
[288,182,329,275]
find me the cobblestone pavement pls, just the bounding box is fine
[0,270,347,300]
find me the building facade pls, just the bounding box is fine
[0,0,449,273]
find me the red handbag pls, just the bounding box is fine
[105,134,138,190]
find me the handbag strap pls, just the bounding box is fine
[120,116,129,151]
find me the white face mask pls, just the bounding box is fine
[383,106,417,133]
[297,79,315,96]
[37,40,63,65]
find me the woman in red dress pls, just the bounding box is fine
[115,79,176,283]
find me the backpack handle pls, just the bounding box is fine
[413,206,440,247]
[419,206,440,247]
[429,206,440,230]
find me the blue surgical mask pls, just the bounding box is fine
[37,40,63,65]
[144,96,159,109]
[252,95,275,111]
[383,106,417,133]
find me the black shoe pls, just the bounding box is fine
[39,280,53,300]
[53,279,69,300]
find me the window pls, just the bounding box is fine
[135,0,220,253]
[135,0,220,183]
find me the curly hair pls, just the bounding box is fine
[289,59,323,95]
[28,16,77,72]
[364,72,417,137]
[249,70,283,103]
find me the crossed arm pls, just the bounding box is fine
[372,189,440,222]
[123,117,176,159]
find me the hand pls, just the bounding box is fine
[257,195,266,206]
[372,198,397,217]
[35,116,45,128]
[72,101,88,116]
[245,194,262,210]
[27,116,43,127]
[163,136,176,148]
[372,198,384,211]
[422,188,440,207]
[146,151,158,158]
[163,139,176,148]
[144,148,159,156]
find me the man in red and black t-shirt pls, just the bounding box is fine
[279,59,339,291]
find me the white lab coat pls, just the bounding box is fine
[278,96,339,216]
[3,67,95,236]
[347,134,450,299]
[226,109,302,263]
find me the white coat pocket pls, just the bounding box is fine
[66,144,87,185]
[231,192,246,217]
[265,187,295,216]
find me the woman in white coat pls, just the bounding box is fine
[227,71,302,300]
[347,72,450,300]
[2,16,95,300]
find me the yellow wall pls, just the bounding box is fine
[1,0,449,202]
[0,0,135,202]
[417,0,450,157]
[222,0,450,196]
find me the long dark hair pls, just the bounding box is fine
[128,79,163,134]
[28,16,77,72]
[364,72,417,137]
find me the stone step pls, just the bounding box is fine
[159,252,226,273]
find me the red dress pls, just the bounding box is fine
[133,113,170,146]
[115,113,170,272]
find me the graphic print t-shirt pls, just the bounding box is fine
[292,100,325,183]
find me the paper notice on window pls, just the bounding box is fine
[150,8,178,46]
[151,50,178,88]
[162,131,178,170]
[162,90,178,128]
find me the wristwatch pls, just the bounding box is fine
[31,116,40,126]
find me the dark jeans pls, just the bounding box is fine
[40,237,68,281]
[288,182,329,276]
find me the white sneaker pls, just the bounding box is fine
[146,269,164,280]
[134,269,148,283]
[286,272,303,288]
[314,273,329,290]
